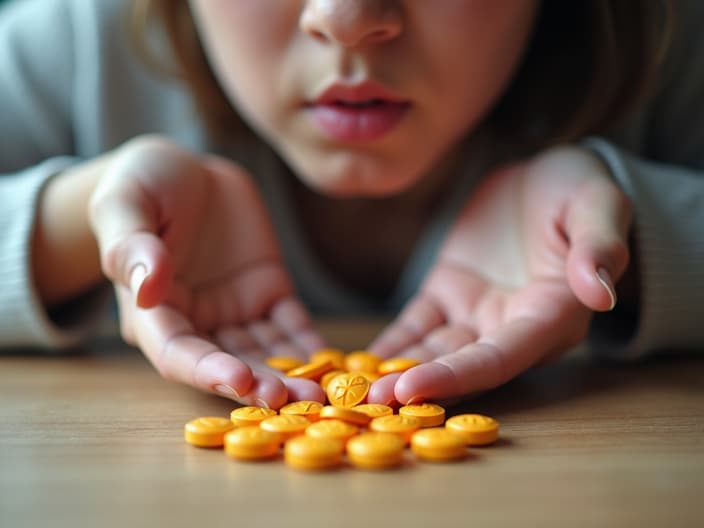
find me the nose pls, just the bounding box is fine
[300,0,403,47]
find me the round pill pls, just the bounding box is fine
[445,414,499,446]
[353,403,394,418]
[320,369,347,391]
[265,356,304,372]
[369,414,421,445]
[347,432,405,470]
[184,417,236,448]
[319,405,372,426]
[310,348,346,370]
[305,419,358,444]
[259,414,311,440]
[286,360,335,381]
[224,426,281,461]
[411,428,467,462]
[354,371,381,383]
[344,351,383,373]
[284,435,344,471]
[230,406,277,427]
[399,403,446,427]
[326,372,370,408]
[377,357,421,375]
[280,400,324,422]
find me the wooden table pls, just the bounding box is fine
[1,319,703,528]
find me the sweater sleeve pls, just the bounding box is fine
[0,160,109,349]
[581,0,704,359]
[0,0,111,349]
[584,139,704,360]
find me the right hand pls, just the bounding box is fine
[89,136,326,408]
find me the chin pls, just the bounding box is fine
[292,154,423,198]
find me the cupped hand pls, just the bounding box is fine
[368,146,632,405]
[89,136,326,408]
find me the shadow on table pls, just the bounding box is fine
[446,347,704,418]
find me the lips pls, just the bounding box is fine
[306,81,410,142]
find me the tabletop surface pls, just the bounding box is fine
[1,319,703,528]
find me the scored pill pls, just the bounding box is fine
[326,372,370,408]
[445,414,499,446]
[279,401,324,422]
[230,406,277,427]
[399,403,446,427]
[259,414,311,440]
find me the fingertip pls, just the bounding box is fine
[193,351,255,398]
[242,375,288,410]
[137,254,174,310]
[367,372,402,405]
[567,259,617,312]
[394,363,454,404]
[282,377,326,403]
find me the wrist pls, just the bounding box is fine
[31,155,111,307]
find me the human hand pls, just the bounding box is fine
[368,146,632,404]
[89,136,326,408]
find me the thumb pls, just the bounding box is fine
[564,178,632,312]
[89,179,172,308]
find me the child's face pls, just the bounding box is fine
[190,0,539,197]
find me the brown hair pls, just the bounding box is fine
[129,0,675,150]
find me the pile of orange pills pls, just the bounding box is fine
[184,349,500,471]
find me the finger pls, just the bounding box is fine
[368,296,445,358]
[89,183,172,309]
[213,325,266,362]
[564,178,632,312]
[394,316,565,403]
[271,297,327,355]
[134,304,293,408]
[367,372,403,406]
[423,324,478,357]
[246,321,308,361]
[280,377,327,403]
[396,344,438,362]
[213,328,323,404]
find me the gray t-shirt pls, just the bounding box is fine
[1,0,703,359]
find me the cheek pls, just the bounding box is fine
[190,1,299,126]
[419,1,539,127]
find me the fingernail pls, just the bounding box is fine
[130,264,148,298]
[255,398,270,409]
[596,267,617,311]
[406,395,426,406]
[214,384,241,399]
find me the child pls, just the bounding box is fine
[1,0,702,409]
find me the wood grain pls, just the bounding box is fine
[1,318,703,528]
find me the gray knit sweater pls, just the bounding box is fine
[1,0,703,358]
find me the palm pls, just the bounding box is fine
[368,158,612,404]
[95,142,325,407]
[423,162,590,347]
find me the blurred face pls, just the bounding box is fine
[189,0,540,197]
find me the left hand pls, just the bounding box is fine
[368,146,632,404]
